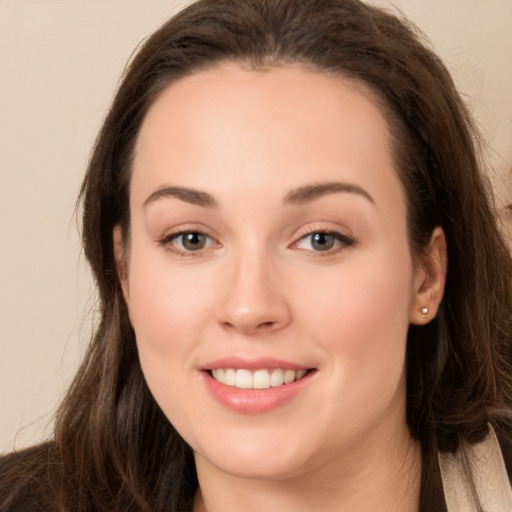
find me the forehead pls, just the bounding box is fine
[131,62,404,214]
[136,63,390,150]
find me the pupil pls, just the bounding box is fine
[312,233,334,251]
[183,232,205,250]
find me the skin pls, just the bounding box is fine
[115,63,447,511]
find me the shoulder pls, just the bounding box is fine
[495,422,512,483]
[0,442,59,512]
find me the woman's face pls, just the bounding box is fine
[118,63,442,480]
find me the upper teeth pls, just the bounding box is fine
[211,368,308,389]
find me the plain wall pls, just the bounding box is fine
[1,0,511,452]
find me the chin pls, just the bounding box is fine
[205,452,311,481]
[192,426,318,481]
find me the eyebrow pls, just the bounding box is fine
[284,182,374,205]
[143,186,218,209]
[143,181,374,209]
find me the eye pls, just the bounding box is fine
[293,231,354,253]
[159,230,218,255]
[176,232,209,251]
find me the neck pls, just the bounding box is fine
[193,422,421,512]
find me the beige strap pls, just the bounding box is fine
[438,425,512,511]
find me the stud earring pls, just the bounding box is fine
[421,307,428,319]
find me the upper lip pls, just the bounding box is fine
[201,357,312,371]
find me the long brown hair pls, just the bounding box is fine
[2,1,511,510]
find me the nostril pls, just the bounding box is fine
[220,320,275,332]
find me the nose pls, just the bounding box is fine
[215,250,292,335]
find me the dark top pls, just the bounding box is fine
[0,443,58,511]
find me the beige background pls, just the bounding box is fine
[1,1,511,452]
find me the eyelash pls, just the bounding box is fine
[158,229,355,257]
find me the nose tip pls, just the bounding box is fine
[215,259,292,335]
[220,306,283,334]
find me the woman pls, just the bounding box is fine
[1,0,511,510]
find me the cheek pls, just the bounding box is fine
[301,253,411,332]
[127,250,210,339]
[295,248,414,394]
[125,256,214,426]
[124,247,215,399]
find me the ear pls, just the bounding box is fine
[409,227,447,325]
[113,225,130,302]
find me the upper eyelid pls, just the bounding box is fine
[291,222,353,241]
[293,230,354,245]
[158,224,218,241]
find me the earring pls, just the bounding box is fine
[421,307,428,319]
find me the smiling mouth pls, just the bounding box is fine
[209,368,312,390]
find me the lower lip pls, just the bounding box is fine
[202,371,315,414]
